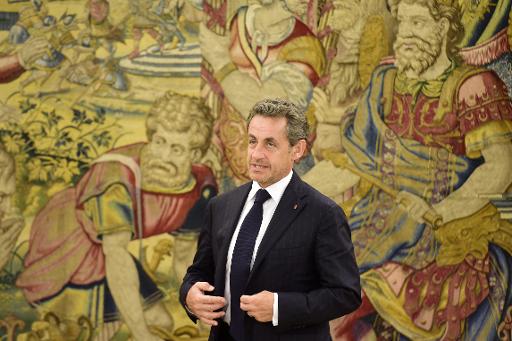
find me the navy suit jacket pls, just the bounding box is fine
[180,172,361,341]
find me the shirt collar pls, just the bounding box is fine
[248,170,293,204]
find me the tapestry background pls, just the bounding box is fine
[0,0,511,339]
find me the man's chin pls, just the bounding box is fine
[248,171,269,184]
[142,168,176,179]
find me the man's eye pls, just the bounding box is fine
[172,146,184,154]
[249,139,256,145]
[267,142,275,148]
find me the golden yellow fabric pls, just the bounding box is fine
[277,35,327,79]
[358,15,391,88]
[36,283,105,326]
[509,8,512,45]
[435,203,512,266]
[361,270,446,340]
[465,120,512,158]
[83,183,134,238]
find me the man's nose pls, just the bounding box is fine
[397,24,408,36]
[161,146,175,161]
[250,143,266,158]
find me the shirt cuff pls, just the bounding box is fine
[272,293,279,326]
[184,302,197,318]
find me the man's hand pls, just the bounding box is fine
[16,36,49,69]
[396,191,433,223]
[240,290,274,323]
[186,282,226,326]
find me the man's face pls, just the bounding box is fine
[141,124,198,191]
[394,2,445,77]
[284,0,308,17]
[0,152,16,222]
[247,115,304,188]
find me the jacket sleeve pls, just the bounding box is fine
[276,203,361,331]
[179,199,217,322]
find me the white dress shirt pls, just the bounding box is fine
[224,170,293,326]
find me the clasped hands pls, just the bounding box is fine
[186,282,274,326]
[16,36,50,69]
[396,191,443,225]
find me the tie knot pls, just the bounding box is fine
[254,189,271,204]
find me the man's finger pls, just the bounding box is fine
[197,310,225,326]
[198,309,225,320]
[29,39,48,49]
[195,300,225,311]
[21,37,48,54]
[240,301,252,312]
[240,295,253,304]
[194,293,225,307]
[195,281,215,292]
[204,296,226,308]
[313,87,328,101]
[199,316,219,326]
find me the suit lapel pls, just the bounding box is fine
[213,182,251,294]
[248,172,307,283]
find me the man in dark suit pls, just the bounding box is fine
[180,98,361,341]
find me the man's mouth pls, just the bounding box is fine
[144,160,177,175]
[152,165,174,172]
[250,164,269,169]
[399,41,418,50]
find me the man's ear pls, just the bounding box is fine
[292,139,307,162]
[440,17,449,37]
[191,149,203,163]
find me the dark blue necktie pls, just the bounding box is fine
[230,188,271,341]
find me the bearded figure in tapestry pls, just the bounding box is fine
[331,0,512,340]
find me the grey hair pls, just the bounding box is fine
[247,98,309,146]
[146,91,213,156]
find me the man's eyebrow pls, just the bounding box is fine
[399,15,426,21]
[264,137,278,144]
[247,135,278,143]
